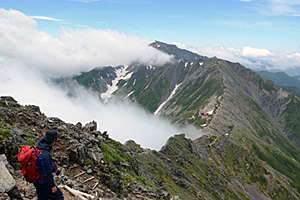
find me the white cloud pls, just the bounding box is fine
[241,46,273,57]
[0,9,191,150]
[0,57,182,150]
[0,8,172,78]
[31,16,62,21]
[174,43,300,72]
[74,25,89,28]
[264,0,300,16]
[175,44,260,68]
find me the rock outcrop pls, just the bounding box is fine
[0,96,177,199]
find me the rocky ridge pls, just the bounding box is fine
[1,96,300,199]
[0,96,176,199]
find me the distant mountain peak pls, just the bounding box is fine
[150,41,209,62]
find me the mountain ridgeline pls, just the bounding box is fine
[2,41,300,199]
[73,41,300,146]
[67,41,300,198]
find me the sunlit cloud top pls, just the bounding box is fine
[0,9,172,77]
[0,8,179,150]
[1,0,300,54]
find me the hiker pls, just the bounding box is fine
[34,130,64,200]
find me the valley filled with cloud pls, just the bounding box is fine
[0,8,299,149]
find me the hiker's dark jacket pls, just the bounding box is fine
[35,139,55,187]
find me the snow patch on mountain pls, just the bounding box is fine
[147,65,155,70]
[185,62,188,68]
[100,65,133,101]
[126,91,134,98]
[154,83,182,116]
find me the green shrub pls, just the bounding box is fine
[253,143,300,188]
[101,143,119,163]
[84,158,94,169]
[28,140,35,146]
[0,129,12,143]
[121,171,153,187]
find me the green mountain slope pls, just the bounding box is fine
[1,96,300,199]
[58,41,300,199]
[256,70,300,97]
[127,134,300,199]
[294,75,300,81]
[280,86,300,97]
[256,70,300,88]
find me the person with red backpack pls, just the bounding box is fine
[34,130,64,200]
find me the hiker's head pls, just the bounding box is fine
[44,130,60,145]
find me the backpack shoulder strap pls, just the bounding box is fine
[33,146,48,158]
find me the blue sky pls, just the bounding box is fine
[1,0,300,74]
[2,0,300,52]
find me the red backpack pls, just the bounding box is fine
[18,145,43,183]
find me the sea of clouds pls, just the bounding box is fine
[0,9,186,150]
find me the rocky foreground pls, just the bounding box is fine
[1,95,300,200]
[0,96,177,200]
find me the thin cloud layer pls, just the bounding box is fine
[260,0,300,16]
[31,16,62,21]
[271,0,300,13]
[0,9,172,78]
[173,42,300,72]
